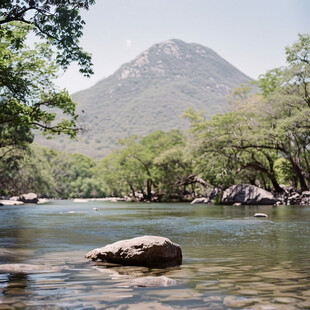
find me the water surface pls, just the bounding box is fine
[1,201,310,309]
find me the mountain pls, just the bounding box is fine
[35,39,251,158]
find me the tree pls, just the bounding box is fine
[0,1,95,155]
[184,33,310,192]
[97,130,191,201]
[257,33,310,189]
[1,23,79,155]
[0,0,94,76]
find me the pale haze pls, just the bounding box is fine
[55,0,310,94]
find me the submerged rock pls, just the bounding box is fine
[191,197,209,204]
[0,263,58,273]
[73,198,89,202]
[254,213,268,218]
[223,296,259,308]
[222,184,277,205]
[86,235,182,267]
[123,276,177,287]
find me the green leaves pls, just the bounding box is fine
[0,23,79,144]
[0,0,95,75]
[184,33,310,191]
[97,130,192,201]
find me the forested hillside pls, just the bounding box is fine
[1,23,309,201]
[35,39,251,157]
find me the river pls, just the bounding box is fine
[1,200,310,309]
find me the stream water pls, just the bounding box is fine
[0,200,310,309]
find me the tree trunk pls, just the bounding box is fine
[289,156,308,190]
[146,179,152,201]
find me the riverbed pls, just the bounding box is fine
[1,201,310,309]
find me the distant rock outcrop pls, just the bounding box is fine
[191,184,310,206]
[86,236,182,267]
[221,184,277,205]
[275,187,310,205]
[18,193,38,204]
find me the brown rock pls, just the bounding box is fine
[86,235,182,267]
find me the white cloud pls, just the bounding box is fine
[126,39,132,48]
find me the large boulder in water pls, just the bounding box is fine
[85,236,182,267]
[18,193,38,204]
[222,184,277,205]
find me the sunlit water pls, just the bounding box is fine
[1,201,310,309]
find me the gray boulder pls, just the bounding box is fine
[18,193,38,204]
[86,236,182,267]
[301,191,310,205]
[222,184,277,205]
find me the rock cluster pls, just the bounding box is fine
[275,187,310,205]
[86,236,182,267]
[0,193,49,206]
[191,184,310,206]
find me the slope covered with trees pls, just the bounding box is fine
[36,39,251,157]
[1,28,309,201]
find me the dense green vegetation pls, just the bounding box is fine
[0,1,94,76]
[0,1,94,196]
[0,23,309,200]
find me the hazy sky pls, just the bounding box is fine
[55,0,310,94]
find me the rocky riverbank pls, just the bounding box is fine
[2,185,309,206]
[191,184,310,206]
[0,193,127,206]
[0,193,48,206]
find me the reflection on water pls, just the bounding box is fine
[0,201,310,309]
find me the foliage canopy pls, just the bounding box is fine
[0,0,94,75]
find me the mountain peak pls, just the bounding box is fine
[152,39,182,57]
[116,39,190,80]
[37,39,251,157]
[115,39,235,81]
